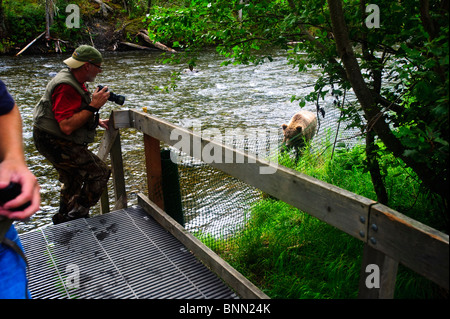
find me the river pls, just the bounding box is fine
[1,48,356,235]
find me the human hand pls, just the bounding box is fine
[90,85,110,109]
[0,159,40,220]
[98,119,110,130]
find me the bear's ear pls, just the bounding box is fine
[296,126,303,133]
[282,124,288,130]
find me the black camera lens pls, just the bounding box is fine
[109,92,126,105]
[97,85,126,105]
[0,182,31,211]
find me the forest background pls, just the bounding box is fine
[0,0,448,298]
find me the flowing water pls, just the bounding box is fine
[1,49,357,234]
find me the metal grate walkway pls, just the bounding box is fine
[19,206,238,299]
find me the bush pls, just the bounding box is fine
[4,0,45,44]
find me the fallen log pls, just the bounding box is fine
[15,32,45,56]
[120,41,154,50]
[138,29,177,53]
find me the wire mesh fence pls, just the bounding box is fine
[156,108,365,250]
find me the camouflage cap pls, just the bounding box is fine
[63,45,103,69]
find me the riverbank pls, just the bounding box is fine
[0,0,172,56]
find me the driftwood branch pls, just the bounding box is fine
[15,32,46,56]
[138,29,177,53]
[120,41,154,50]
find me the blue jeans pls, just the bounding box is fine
[0,225,30,299]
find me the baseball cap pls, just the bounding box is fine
[63,45,103,69]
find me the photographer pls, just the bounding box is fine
[0,79,40,299]
[33,45,111,224]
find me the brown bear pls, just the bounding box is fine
[281,110,317,158]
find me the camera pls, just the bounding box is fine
[97,85,126,105]
[0,182,31,212]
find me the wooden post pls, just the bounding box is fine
[97,112,127,213]
[358,244,398,298]
[144,134,164,210]
[160,149,184,226]
[99,189,110,214]
[110,131,127,210]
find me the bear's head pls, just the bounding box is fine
[282,124,304,147]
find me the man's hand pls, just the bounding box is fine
[98,119,110,130]
[90,86,110,109]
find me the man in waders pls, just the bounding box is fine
[33,45,111,224]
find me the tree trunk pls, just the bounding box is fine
[45,0,54,40]
[359,0,387,204]
[327,0,448,201]
[366,130,388,204]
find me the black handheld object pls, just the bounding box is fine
[0,182,30,272]
[97,85,126,105]
[0,182,31,211]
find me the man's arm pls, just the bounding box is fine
[59,86,110,135]
[59,109,97,135]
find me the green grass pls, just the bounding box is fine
[226,199,363,299]
[205,141,447,299]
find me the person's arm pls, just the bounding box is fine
[59,108,97,135]
[58,86,110,135]
[0,104,23,167]
[0,104,40,220]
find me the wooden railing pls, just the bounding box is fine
[98,109,449,299]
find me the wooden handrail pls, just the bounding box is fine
[98,109,449,297]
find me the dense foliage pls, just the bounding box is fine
[145,0,449,225]
[0,0,91,52]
